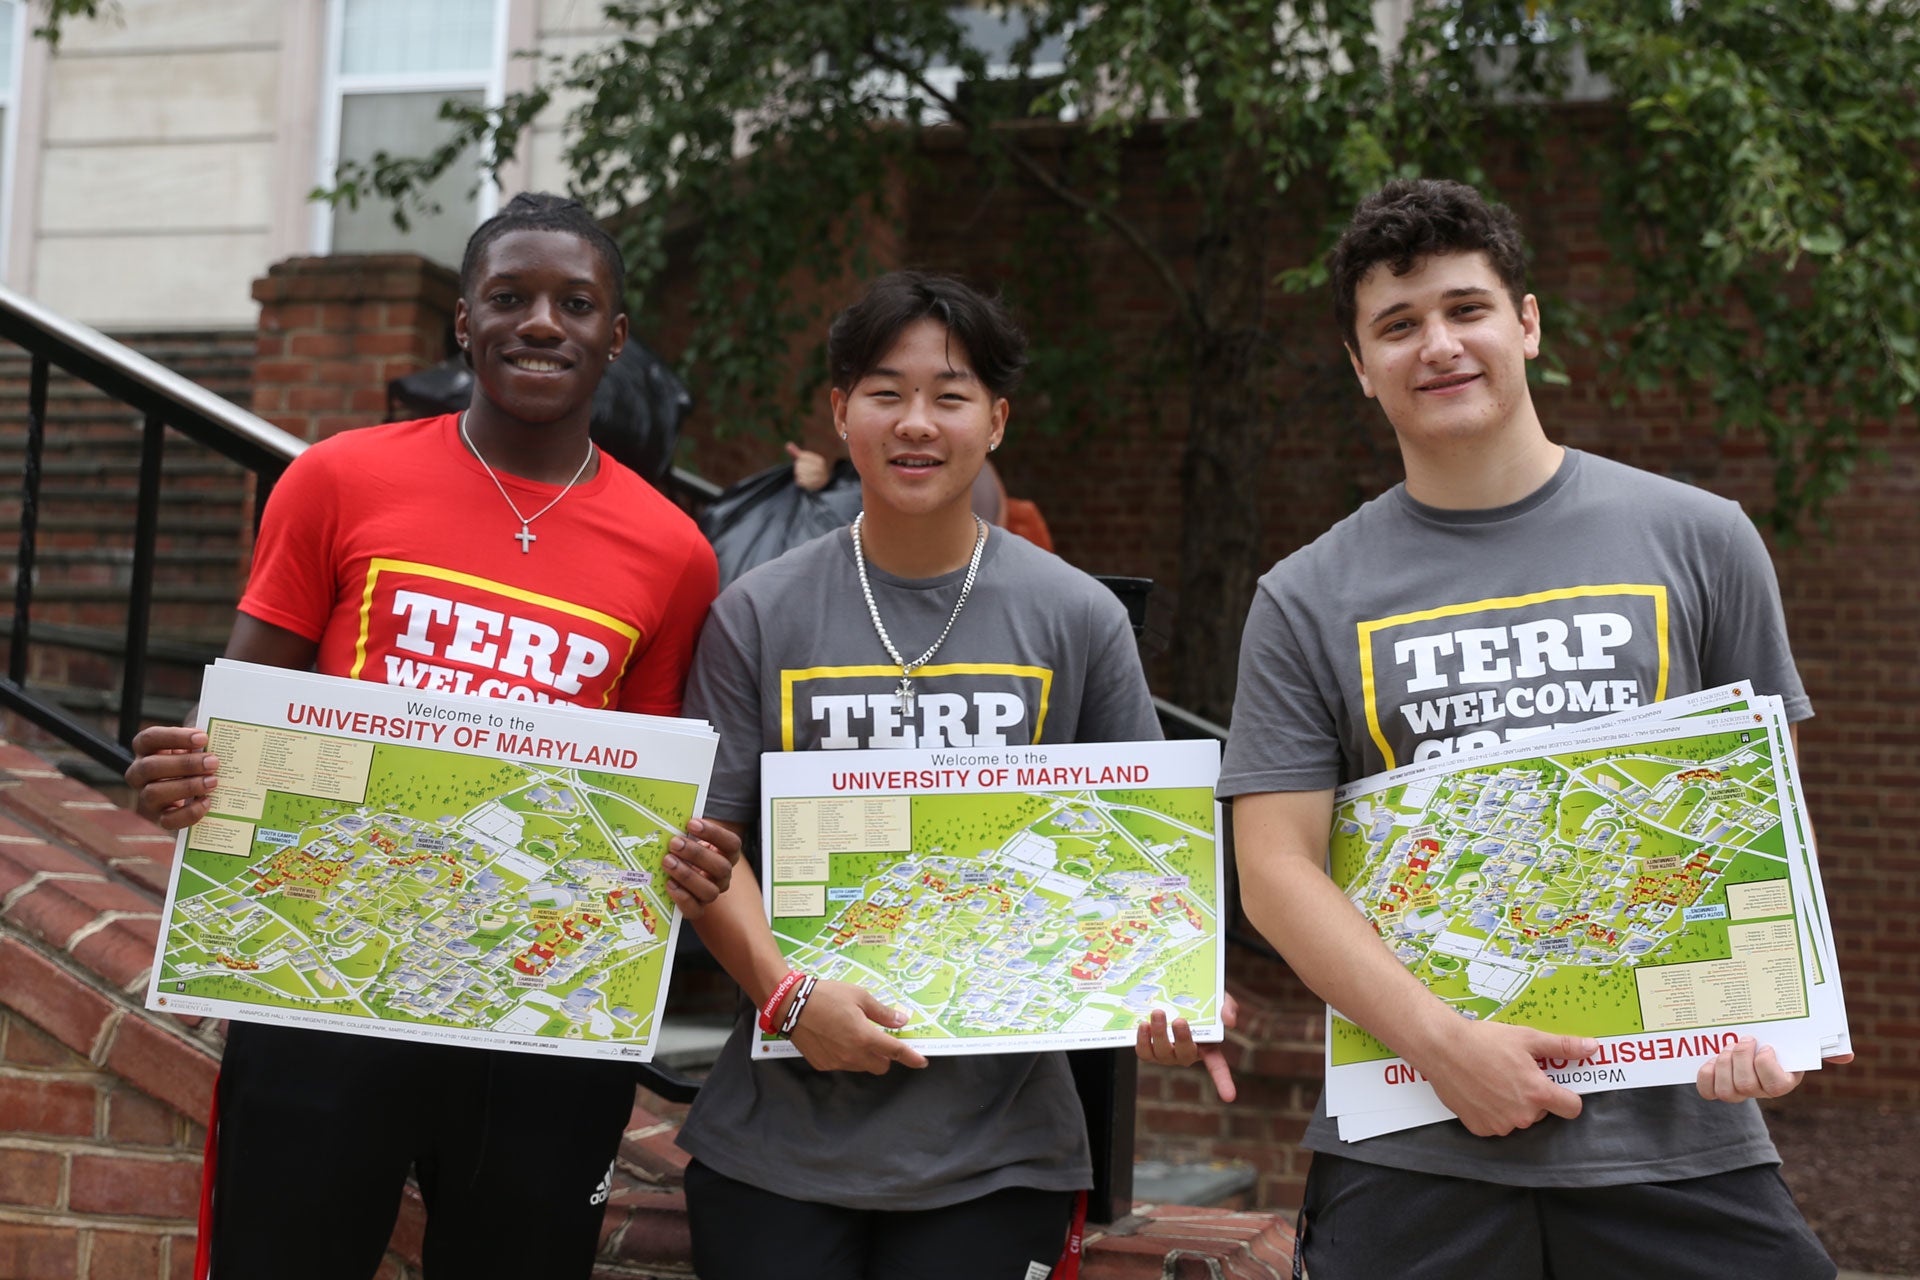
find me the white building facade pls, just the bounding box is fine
[1,0,612,331]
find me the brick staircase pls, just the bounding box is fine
[0,332,258,779]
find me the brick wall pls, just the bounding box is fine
[0,1009,203,1280]
[0,742,221,1280]
[250,256,459,445]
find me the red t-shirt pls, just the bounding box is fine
[240,414,717,715]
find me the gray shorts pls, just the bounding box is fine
[1295,1154,1835,1280]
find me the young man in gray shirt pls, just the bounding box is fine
[674,272,1164,1279]
[1220,179,1847,1278]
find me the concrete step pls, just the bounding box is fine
[8,548,244,590]
[12,594,240,635]
[0,392,252,428]
[0,333,255,376]
[1132,1159,1259,1211]
[0,457,245,480]
[2,621,223,714]
[0,444,255,482]
[0,432,249,470]
[0,396,252,419]
[14,546,241,570]
[2,485,252,513]
[0,616,228,659]
[5,680,199,767]
[0,485,249,511]
[651,1014,735,1073]
[0,372,252,402]
[16,587,238,610]
[12,516,249,548]
[25,680,196,722]
[6,652,209,708]
[0,399,158,425]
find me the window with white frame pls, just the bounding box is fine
[865,5,1071,126]
[317,0,508,269]
[924,6,1067,106]
[0,0,23,284]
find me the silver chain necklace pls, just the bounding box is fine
[459,412,596,554]
[850,511,987,718]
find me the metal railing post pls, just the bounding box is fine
[1071,1048,1138,1224]
[253,471,276,538]
[10,355,49,685]
[118,414,166,746]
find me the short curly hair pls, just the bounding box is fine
[1329,179,1530,353]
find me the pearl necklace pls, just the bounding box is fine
[459,412,596,554]
[850,511,987,717]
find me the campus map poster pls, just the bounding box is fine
[1324,691,1847,1137]
[145,661,718,1063]
[755,739,1225,1058]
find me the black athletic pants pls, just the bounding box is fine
[684,1158,1078,1280]
[1295,1153,1836,1280]
[207,1022,636,1279]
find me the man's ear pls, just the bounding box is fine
[1346,343,1376,399]
[1520,294,1542,360]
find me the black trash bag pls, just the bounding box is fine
[699,458,864,586]
[386,338,692,489]
[590,339,693,488]
[387,356,474,418]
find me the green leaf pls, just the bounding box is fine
[1798,226,1846,257]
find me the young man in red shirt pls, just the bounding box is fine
[127,193,734,1279]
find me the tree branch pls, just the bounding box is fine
[866,41,1202,335]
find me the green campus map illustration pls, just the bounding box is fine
[766,785,1222,1045]
[157,718,696,1049]
[1329,721,1808,1067]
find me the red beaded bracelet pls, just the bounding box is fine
[757,970,806,1033]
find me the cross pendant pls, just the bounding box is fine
[895,675,916,718]
[514,524,537,553]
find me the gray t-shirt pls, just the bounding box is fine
[677,525,1160,1210]
[1220,449,1810,1187]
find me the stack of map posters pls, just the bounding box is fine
[1325,682,1849,1139]
[145,660,718,1063]
[754,738,1224,1058]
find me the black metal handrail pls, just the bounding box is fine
[0,283,305,773]
[1153,695,1228,743]
[667,464,723,505]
